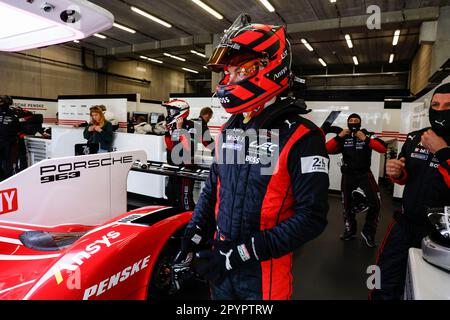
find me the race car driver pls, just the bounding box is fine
[0,96,19,181]
[326,114,387,247]
[172,14,329,300]
[164,99,197,211]
[371,83,450,300]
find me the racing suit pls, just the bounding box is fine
[326,129,387,236]
[165,119,197,211]
[188,100,330,300]
[371,129,450,300]
[0,107,19,181]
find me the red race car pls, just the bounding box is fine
[0,151,198,300]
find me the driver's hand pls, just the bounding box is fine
[170,251,194,293]
[339,128,351,138]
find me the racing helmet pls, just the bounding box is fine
[351,187,368,215]
[163,99,190,126]
[207,13,292,114]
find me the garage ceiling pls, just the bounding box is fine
[74,0,450,75]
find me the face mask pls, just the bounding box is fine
[348,123,361,133]
[429,108,450,137]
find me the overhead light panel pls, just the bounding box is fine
[93,33,106,39]
[131,6,172,28]
[301,39,314,52]
[73,40,80,43]
[392,29,400,46]
[258,0,275,12]
[191,0,223,20]
[389,53,394,64]
[113,22,136,34]
[191,50,206,58]
[164,53,186,62]
[330,0,337,3]
[345,34,353,48]
[203,66,208,69]
[182,67,199,74]
[352,56,359,65]
[140,55,163,64]
[0,0,114,52]
[318,58,327,67]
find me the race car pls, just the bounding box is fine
[0,150,200,300]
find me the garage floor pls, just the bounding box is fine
[292,187,398,300]
[131,184,400,300]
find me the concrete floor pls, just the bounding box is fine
[292,189,399,299]
[131,184,401,300]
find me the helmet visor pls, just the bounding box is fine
[207,46,264,73]
[222,58,260,85]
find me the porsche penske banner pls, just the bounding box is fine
[0,150,147,227]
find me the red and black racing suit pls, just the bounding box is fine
[326,129,387,236]
[165,119,197,211]
[371,129,450,300]
[188,101,329,300]
[0,107,19,181]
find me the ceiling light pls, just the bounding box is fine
[203,66,208,69]
[191,50,206,58]
[164,53,186,62]
[258,0,275,12]
[345,34,353,48]
[318,58,327,67]
[330,0,337,3]
[0,0,113,52]
[93,33,106,39]
[182,67,199,74]
[113,22,136,34]
[73,40,80,43]
[140,55,163,64]
[131,6,172,28]
[191,0,223,20]
[389,53,394,64]
[392,29,400,46]
[301,39,314,52]
[352,56,359,65]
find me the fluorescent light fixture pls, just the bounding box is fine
[73,40,80,43]
[93,33,106,39]
[352,56,359,65]
[258,0,275,12]
[389,53,394,64]
[131,6,172,28]
[301,39,314,52]
[191,0,223,20]
[113,22,136,34]
[318,58,327,67]
[140,55,163,64]
[392,29,400,46]
[203,66,208,69]
[164,52,186,62]
[0,0,114,52]
[191,50,206,58]
[345,34,353,48]
[182,67,199,74]
[330,0,337,2]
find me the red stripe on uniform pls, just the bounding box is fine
[368,139,387,153]
[326,138,339,154]
[260,124,313,300]
[438,160,450,188]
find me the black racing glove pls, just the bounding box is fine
[171,224,204,292]
[194,235,265,284]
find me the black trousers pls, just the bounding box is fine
[0,141,17,181]
[166,175,195,211]
[341,171,381,234]
[371,219,427,300]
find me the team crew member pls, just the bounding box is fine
[83,105,113,153]
[193,107,215,150]
[172,14,329,300]
[0,96,19,181]
[326,114,387,247]
[164,100,197,211]
[372,83,450,300]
